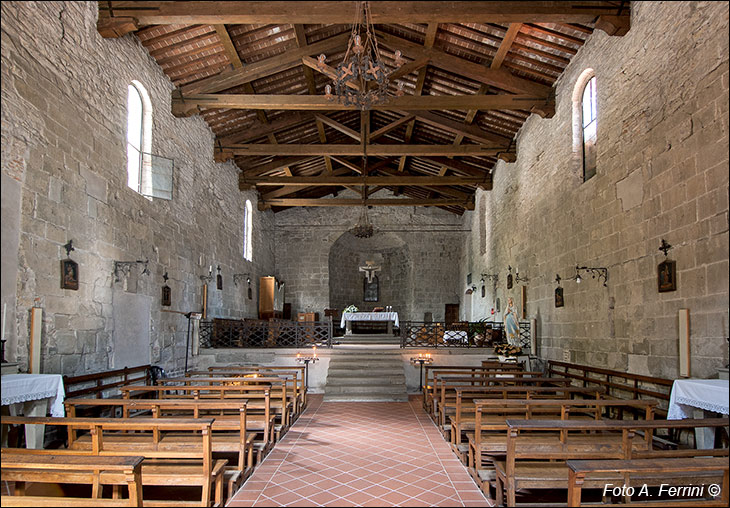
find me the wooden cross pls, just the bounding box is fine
[359,261,381,283]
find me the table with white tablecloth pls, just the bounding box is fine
[341,312,399,335]
[1,373,65,448]
[667,378,729,449]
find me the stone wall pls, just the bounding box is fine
[275,196,466,323]
[461,1,729,378]
[1,1,275,375]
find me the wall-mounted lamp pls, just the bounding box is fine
[233,273,251,287]
[573,265,608,287]
[200,265,213,283]
[481,273,499,285]
[113,259,150,282]
[515,269,529,284]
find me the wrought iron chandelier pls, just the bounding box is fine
[318,1,405,110]
[350,205,374,238]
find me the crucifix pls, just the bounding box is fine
[359,261,381,283]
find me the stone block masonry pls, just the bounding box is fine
[462,1,729,378]
[1,2,275,375]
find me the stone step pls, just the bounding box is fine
[327,368,405,377]
[323,393,410,402]
[324,384,408,395]
[326,375,406,385]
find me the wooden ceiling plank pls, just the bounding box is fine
[99,2,629,31]
[259,197,475,209]
[403,109,511,146]
[181,32,350,94]
[176,93,555,116]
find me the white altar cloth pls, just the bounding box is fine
[1,373,65,417]
[341,311,399,329]
[667,378,729,420]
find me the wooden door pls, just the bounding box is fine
[445,304,459,324]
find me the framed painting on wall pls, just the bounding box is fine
[657,260,676,293]
[555,287,564,308]
[60,259,79,290]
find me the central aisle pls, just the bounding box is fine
[228,395,489,507]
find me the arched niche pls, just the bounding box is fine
[328,230,411,318]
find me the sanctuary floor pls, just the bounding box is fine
[227,395,489,507]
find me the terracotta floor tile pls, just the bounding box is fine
[228,397,489,507]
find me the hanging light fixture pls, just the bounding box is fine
[350,204,374,238]
[318,1,404,110]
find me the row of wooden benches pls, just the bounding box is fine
[1,365,307,507]
[421,362,729,506]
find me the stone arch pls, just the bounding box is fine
[328,230,412,319]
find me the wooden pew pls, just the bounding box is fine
[566,457,729,507]
[468,399,658,473]
[1,453,144,507]
[2,416,228,507]
[423,364,524,411]
[435,375,573,430]
[206,366,308,412]
[161,375,294,434]
[118,384,275,455]
[493,417,730,507]
[547,360,673,417]
[451,386,606,454]
[62,366,153,418]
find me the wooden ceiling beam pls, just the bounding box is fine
[98,2,629,34]
[224,144,504,157]
[302,56,360,91]
[238,156,316,180]
[314,114,361,142]
[217,112,314,146]
[258,167,352,199]
[181,32,350,94]
[258,197,475,210]
[403,110,512,146]
[243,175,489,187]
[377,32,551,96]
[174,93,554,116]
[369,114,415,141]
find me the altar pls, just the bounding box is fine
[667,378,729,449]
[1,373,65,448]
[341,312,399,335]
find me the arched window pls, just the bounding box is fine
[581,76,597,181]
[126,81,152,194]
[243,200,253,261]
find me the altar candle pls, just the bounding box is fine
[2,303,6,340]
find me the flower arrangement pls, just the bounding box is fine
[494,343,522,356]
[344,305,359,313]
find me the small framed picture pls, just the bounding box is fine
[161,285,172,306]
[506,273,513,290]
[555,287,564,308]
[60,259,79,290]
[658,260,676,292]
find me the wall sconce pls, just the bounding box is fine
[515,268,529,284]
[200,265,213,283]
[481,273,499,285]
[233,273,251,287]
[113,259,150,282]
[573,265,608,287]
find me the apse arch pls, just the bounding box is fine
[328,230,413,320]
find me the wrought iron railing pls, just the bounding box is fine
[199,318,333,348]
[400,321,532,348]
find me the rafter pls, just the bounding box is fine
[98,2,630,36]
[242,175,488,187]
[369,114,415,141]
[314,114,361,142]
[180,32,350,94]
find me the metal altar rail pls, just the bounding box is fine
[199,319,333,348]
[400,321,531,348]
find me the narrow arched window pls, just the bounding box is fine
[126,81,153,194]
[243,200,253,261]
[581,76,597,181]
